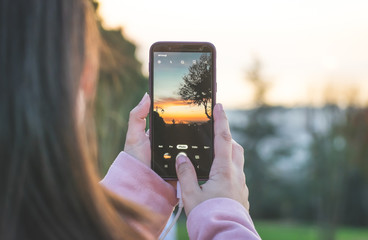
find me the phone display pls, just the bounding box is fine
[149,42,216,180]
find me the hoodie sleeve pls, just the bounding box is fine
[100,151,178,235]
[187,198,261,240]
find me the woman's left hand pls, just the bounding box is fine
[124,93,151,167]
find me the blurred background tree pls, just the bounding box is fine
[231,59,368,240]
[92,1,147,174]
[233,58,293,219]
[306,88,368,240]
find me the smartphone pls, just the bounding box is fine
[149,42,216,180]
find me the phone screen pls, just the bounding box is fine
[150,42,216,180]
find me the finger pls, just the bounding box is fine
[167,180,177,190]
[232,139,245,169]
[175,153,201,197]
[212,103,232,170]
[126,93,150,141]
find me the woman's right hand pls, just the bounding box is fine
[175,103,250,215]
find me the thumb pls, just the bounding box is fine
[176,153,200,197]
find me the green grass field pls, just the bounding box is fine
[256,221,368,240]
[177,220,368,240]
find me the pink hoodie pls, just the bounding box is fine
[101,152,261,240]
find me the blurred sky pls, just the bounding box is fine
[98,0,368,109]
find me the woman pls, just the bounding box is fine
[0,0,260,239]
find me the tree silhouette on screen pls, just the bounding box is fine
[178,54,212,120]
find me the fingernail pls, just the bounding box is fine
[139,92,148,105]
[217,103,223,111]
[176,153,187,167]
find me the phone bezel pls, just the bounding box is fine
[149,41,217,180]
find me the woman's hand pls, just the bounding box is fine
[124,93,151,167]
[175,103,250,215]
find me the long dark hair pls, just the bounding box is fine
[0,0,151,239]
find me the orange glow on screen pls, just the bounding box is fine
[154,99,211,124]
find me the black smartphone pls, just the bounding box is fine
[149,42,216,180]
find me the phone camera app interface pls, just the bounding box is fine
[152,51,213,178]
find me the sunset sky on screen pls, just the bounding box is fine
[154,98,210,124]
